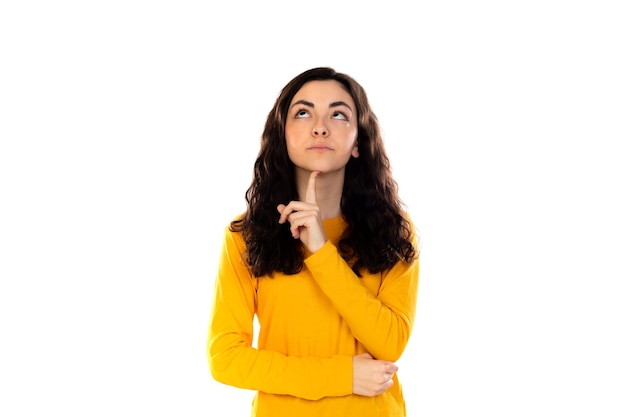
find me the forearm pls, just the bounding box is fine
[208,332,352,400]
[305,242,419,361]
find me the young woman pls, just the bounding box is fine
[207,67,419,416]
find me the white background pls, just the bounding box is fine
[1,1,625,416]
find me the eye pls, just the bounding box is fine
[295,108,310,118]
[332,111,348,121]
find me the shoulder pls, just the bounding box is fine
[225,211,247,232]
[221,212,247,250]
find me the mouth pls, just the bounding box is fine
[308,145,333,151]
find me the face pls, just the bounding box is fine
[284,80,359,176]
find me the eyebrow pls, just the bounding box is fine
[290,99,353,113]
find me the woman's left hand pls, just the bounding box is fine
[277,171,327,253]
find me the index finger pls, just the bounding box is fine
[305,171,319,204]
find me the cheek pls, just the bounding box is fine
[284,135,298,160]
[285,125,307,147]
[284,132,296,147]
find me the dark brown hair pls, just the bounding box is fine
[231,67,417,277]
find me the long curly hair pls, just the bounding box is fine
[231,67,417,277]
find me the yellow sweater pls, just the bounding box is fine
[207,215,419,417]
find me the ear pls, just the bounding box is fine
[351,140,360,158]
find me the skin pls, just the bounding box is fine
[276,80,398,397]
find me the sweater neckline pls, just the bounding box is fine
[322,215,345,228]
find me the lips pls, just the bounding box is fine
[309,145,332,151]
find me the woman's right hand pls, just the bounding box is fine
[352,352,398,396]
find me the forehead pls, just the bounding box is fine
[291,80,355,106]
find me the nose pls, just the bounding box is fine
[312,125,328,137]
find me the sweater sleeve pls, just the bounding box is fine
[206,226,353,400]
[304,235,419,362]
